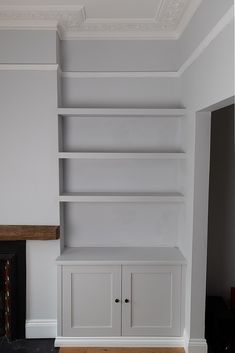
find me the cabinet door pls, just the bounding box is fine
[122,265,182,336]
[62,265,121,336]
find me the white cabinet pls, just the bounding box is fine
[62,265,121,337]
[122,265,181,336]
[60,261,183,337]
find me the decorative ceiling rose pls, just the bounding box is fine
[0,0,201,39]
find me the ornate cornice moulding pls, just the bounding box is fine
[0,5,86,36]
[0,0,202,40]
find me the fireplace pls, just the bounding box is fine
[0,225,60,340]
[0,241,26,339]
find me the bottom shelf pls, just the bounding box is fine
[56,246,186,265]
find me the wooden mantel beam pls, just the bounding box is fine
[0,225,60,241]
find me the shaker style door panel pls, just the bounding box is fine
[62,265,121,336]
[122,265,182,336]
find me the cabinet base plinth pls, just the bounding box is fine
[55,336,186,348]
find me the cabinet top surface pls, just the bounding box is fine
[56,247,186,265]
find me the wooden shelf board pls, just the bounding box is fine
[59,192,184,203]
[57,108,186,117]
[58,152,186,160]
[0,225,60,241]
[56,246,187,265]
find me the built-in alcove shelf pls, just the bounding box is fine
[59,192,184,203]
[57,108,186,117]
[56,107,187,341]
[58,107,186,248]
[0,225,60,241]
[56,246,186,265]
[58,152,186,160]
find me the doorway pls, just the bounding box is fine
[205,104,235,353]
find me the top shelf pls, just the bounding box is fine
[57,108,186,117]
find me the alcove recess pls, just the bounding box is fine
[57,108,186,250]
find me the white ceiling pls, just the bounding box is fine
[0,0,202,39]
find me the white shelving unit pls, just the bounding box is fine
[56,246,187,265]
[58,152,186,159]
[56,107,187,344]
[57,107,187,245]
[59,192,185,203]
[58,108,186,117]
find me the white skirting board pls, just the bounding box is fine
[26,320,57,338]
[55,336,207,352]
[55,336,186,347]
[26,321,207,353]
[186,339,208,353]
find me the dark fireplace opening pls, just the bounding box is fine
[0,241,26,340]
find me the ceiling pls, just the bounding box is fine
[0,0,202,39]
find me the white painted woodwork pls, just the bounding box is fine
[58,108,186,116]
[59,192,184,203]
[58,152,186,160]
[122,265,182,336]
[57,106,186,339]
[58,107,185,247]
[60,263,183,337]
[55,336,186,347]
[56,247,186,265]
[62,265,121,336]
[61,71,179,78]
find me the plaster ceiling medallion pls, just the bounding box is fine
[0,0,202,39]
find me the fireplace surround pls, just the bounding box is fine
[0,241,26,339]
[0,225,60,340]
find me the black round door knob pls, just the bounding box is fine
[115,299,120,303]
[125,299,129,303]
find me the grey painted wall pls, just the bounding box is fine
[182,21,234,111]
[179,0,234,66]
[0,30,57,64]
[207,105,235,302]
[60,39,180,72]
[0,70,60,322]
[61,77,183,108]
[181,15,234,342]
